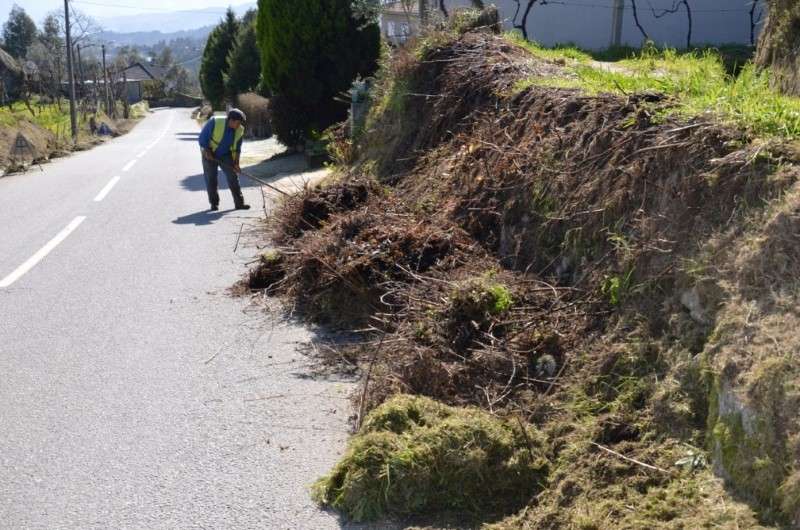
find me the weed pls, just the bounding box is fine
[601,269,633,306]
[487,284,513,314]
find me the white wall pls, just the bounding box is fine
[488,0,765,50]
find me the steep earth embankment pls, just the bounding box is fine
[246,29,800,529]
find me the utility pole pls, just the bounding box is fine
[101,44,110,115]
[64,0,78,141]
[610,0,624,47]
[76,44,84,99]
[122,71,129,119]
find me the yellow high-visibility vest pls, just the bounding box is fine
[209,116,244,156]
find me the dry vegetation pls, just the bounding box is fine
[242,22,800,529]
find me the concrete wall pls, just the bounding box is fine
[490,0,765,50]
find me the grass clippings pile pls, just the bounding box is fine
[313,394,549,523]
[245,19,800,529]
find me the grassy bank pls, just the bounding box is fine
[509,32,800,139]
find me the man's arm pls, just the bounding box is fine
[233,130,243,171]
[198,119,215,160]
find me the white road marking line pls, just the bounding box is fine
[136,150,147,158]
[0,216,87,288]
[122,159,137,172]
[94,176,121,202]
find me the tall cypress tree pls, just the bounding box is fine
[257,0,380,146]
[199,8,239,109]
[224,16,261,100]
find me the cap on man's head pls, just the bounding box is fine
[228,108,246,122]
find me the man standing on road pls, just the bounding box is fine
[198,109,251,211]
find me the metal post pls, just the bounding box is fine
[610,0,624,47]
[102,44,110,115]
[64,0,78,141]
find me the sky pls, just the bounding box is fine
[0,0,253,27]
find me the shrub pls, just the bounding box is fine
[236,92,271,138]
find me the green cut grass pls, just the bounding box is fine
[508,33,800,139]
[0,100,80,135]
[313,395,549,522]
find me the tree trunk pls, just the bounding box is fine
[756,0,800,95]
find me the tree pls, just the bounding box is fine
[171,65,192,94]
[756,0,800,95]
[257,0,380,146]
[28,14,65,107]
[156,47,174,67]
[224,17,261,100]
[199,7,239,109]
[112,45,145,69]
[3,5,37,59]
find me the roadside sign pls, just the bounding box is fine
[14,133,30,151]
[10,133,41,173]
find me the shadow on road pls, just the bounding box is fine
[172,209,235,226]
[179,171,265,192]
[179,154,311,193]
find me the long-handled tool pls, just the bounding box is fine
[212,156,291,197]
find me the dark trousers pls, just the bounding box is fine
[201,154,245,208]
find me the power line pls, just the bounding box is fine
[173,54,204,66]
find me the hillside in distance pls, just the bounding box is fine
[98,3,256,33]
[98,26,214,47]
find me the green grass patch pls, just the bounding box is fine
[313,395,549,522]
[0,100,79,136]
[508,33,800,139]
[505,31,594,64]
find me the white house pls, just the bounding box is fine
[380,0,479,45]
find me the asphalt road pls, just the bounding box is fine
[0,109,364,529]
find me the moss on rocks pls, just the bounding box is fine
[707,359,798,524]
